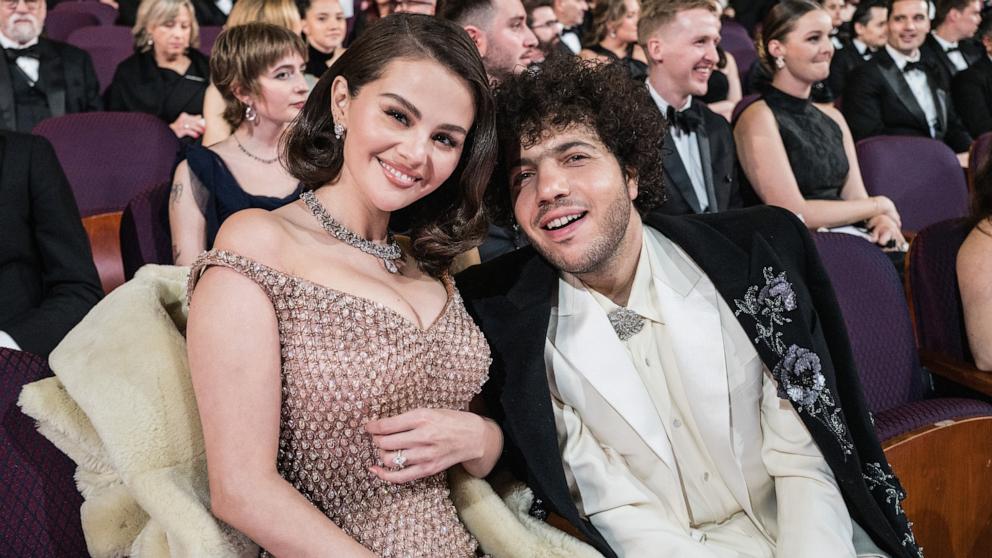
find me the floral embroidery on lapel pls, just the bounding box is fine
[864,462,923,557]
[734,267,854,455]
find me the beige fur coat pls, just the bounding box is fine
[18,265,601,558]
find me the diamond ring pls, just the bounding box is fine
[392,449,407,469]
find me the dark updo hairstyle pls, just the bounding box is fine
[489,53,666,226]
[757,0,824,75]
[281,14,497,278]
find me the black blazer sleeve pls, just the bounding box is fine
[952,65,992,137]
[4,136,102,356]
[942,91,973,153]
[79,49,103,112]
[842,64,886,142]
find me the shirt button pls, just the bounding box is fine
[644,357,651,366]
[703,472,710,481]
[673,418,682,428]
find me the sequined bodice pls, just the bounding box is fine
[189,250,492,557]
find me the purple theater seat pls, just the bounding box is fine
[720,19,757,92]
[120,181,173,280]
[855,135,969,233]
[968,131,992,191]
[66,26,133,93]
[0,348,88,557]
[44,10,100,42]
[731,93,760,125]
[33,112,181,217]
[51,0,118,26]
[907,218,973,363]
[197,25,223,56]
[812,232,992,440]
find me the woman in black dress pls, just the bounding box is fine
[734,0,906,252]
[579,0,648,81]
[104,0,210,141]
[169,24,308,265]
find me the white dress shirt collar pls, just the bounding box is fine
[646,81,692,115]
[885,43,921,70]
[931,32,958,51]
[0,33,39,50]
[852,38,870,57]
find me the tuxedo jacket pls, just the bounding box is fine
[828,40,872,101]
[0,38,102,132]
[456,207,921,558]
[0,131,102,356]
[952,54,992,137]
[920,33,983,90]
[654,100,741,216]
[843,47,972,153]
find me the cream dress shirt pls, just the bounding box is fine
[544,228,884,557]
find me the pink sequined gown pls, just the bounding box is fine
[189,250,492,557]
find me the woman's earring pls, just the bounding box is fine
[775,56,785,69]
[609,30,617,38]
[334,122,345,140]
[245,104,258,123]
[147,39,153,47]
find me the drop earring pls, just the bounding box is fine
[334,122,345,140]
[775,56,785,69]
[245,104,257,123]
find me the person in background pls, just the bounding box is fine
[105,0,210,141]
[921,0,983,88]
[554,0,588,53]
[0,131,102,357]
[958,147,992,371]
[393,0,436,13]
[169,23,307,265]
[186,14,502,556]
[0,0,101,132]
[952,12,992,135]
[580,0,648,80]
[525,0,562,55]
[737,0,907,257]
[201,0,303,145]
[299,0,347,77]
[820,0,848,47]
[828,0,887,97]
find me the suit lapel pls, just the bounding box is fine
[662,137,704,214]
[553,277,677,471]
[36,40,66,118]
[877,53,930,132]
[926,70,948,135]
[694,121,719,213]
[0,56,15,130]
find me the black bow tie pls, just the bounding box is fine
[944,45,960,53]
[561,25,582,36]
[666,104,703,134]
[5,45,38,60]
[902,60,926,74]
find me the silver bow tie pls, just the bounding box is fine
[608,307,645,341]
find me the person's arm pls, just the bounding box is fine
[823,105,906,248]
[758,369,857,557]
[942,88,974,154]
[201,84,232,146]
[952,69,992,138]
[958,223,992,371]
[842,65,886,142]
[734,102,898,230]
[707,52,744,122]
[4,136,102,357]
[187,215,377,557]
[168,160,209,266]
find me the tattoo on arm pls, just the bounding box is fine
[170,181,184,205]
[188,166,210,214]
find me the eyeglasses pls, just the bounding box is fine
[1,0,41,9]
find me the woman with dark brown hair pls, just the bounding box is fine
[579,0,648,79]
[958,155,992,371]
[185,13,501,557]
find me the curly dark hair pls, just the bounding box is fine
[281,14,497,278]
[488,53,666,226]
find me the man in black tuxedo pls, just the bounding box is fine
[920,0,983,88]
[843,0,972,153]
[0,0,101,132]
[829,0,888,97]
[457,52,921,558]
[640,0,740,216]
[552,0,587,53]
[952,14,992,136]
[0,131,102,357]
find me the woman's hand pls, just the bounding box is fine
[867,214,907,251]
[365,409,500,483]
[170,112,206,139]
[871,195,901,228]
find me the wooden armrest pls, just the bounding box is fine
[921,351,992,398]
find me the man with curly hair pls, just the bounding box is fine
[639,0,741,216]
[457,55,920,558]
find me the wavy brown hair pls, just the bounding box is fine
[488,53,666,226]
[281,14,497,278]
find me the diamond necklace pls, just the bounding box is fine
[233,132,279,164]
[300,190,403,273]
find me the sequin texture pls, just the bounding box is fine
[189,250,492,557]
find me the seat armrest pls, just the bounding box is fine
[921,351,992,398]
